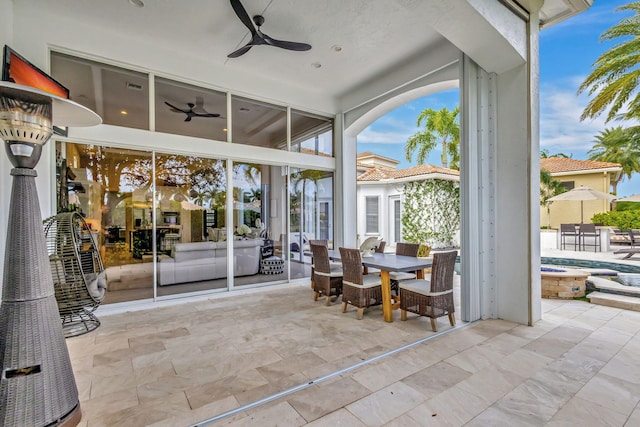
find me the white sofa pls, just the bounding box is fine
[158,239,262,286]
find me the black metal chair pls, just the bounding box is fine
[560,223,579,250]
[579,223,600,252]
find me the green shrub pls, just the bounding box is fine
[592,210,640,229]
[615,201,640,212]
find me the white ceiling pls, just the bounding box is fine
[13,0,589,107]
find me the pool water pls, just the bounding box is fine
[541,257,640,274]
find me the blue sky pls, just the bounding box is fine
[357,0,639,197]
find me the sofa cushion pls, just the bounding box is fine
[173,242,216,262]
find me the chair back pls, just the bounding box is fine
[310,243,331,273]
[375,241,386,253]
[396,242,420,257]
[309,239,328,247]
[560,224,577,234]
[579,223,597,234]
[339,247,363,285]
[429,251,457,293]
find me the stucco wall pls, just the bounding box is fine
[541,172,613,229]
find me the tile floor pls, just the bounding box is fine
[68,279,640,426]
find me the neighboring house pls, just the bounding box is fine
[541,157,622,228]
[356,153,459,247]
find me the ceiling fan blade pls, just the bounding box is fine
[262,34,311,51]
[164,101,188,113]
[197,113,221,118]
[230,0,256,36]
[228,44,253,58]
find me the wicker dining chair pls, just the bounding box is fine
[389,242,420,294]
[310,242,343,305]
[399,250,457,331]
[339,247,383,320]
[309,239,328,289]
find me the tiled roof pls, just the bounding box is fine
[540,157,621,173]
[357,164,459,182]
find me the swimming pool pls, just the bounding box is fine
[541,257,640,274]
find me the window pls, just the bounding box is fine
[231,95,286,149]
[290,109,333,156]
[366,196,379,234]
[394,199,401,242]
[50,52,149,130]
[155,77,227,141]
[561,181,575,190]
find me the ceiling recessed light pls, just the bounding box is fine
[311,62,322,68]
[128,0,144,7]
[331,45,342,52]
[223,128,228,132]
[120,110,128,115]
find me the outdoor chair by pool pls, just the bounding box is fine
[579,223,600,252]
[339,247,383,320]
[560,223,579,250]
[310,242,343,305]
[389,242,420,294]
[399,250,457,331]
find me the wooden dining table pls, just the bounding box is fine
[328,250,433,322]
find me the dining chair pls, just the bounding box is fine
[579,223,600,252]
[375,241,386,253]
[560,224,579,250]
[389,242,420,294]
[308,240,327,289]
[310,242,343,305]
[339,247,383,320]
[399,250,457,331]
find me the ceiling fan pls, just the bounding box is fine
[227,0,311,58]
[164,96,221,122]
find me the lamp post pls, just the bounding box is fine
[0,82,100,426]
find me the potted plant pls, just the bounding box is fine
[417,243,431,258]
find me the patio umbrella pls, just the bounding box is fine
[548,185,615,223]
[617,194,640,202]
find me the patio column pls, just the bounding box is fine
[460,3,542,326]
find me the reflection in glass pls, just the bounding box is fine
[289,168,334,279]
[154,153,228,296]
[56,142,153,304]
[51,52,150,130]
[290,110,333,156]
[231,96,286,149]
[155,77,227,141]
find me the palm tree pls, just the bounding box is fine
[578,2,640,122]
[540,170,567,229]
[405,107,460,169]
[588,126,640,194]
[540,149,572,158]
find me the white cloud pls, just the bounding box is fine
[540,80,614,153]
[357,126,415,144]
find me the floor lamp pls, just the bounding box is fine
[0,82,100,426]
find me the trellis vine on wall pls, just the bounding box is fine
[401,180,460,248]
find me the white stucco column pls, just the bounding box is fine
[336,113,357,249]
[460,2,542,326]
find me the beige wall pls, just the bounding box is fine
[541,171,613,229]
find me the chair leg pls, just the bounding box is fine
[314,291,319,301]
[325,295,331,306]
[448,312,455,326]
[342,301,348,313]
[401,309,407,321]
[357,307,364,320]
[430,318,438,332]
